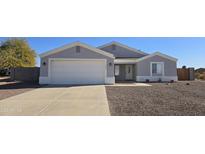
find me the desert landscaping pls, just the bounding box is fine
[106,81,205,116]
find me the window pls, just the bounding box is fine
[152,63,157,74]
[115,65,120,76]
[152,62,163,75]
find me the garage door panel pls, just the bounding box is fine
[50,60,105,84]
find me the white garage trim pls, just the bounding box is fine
[39,76,49,84]
[105,77,115,84]
[48,58,107,84]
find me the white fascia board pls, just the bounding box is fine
[39,42,78,57]
[114,58,138,64]
[39,42,115,59]
[97,41,148,56]
[136,52,178,62]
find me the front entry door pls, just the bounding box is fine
[125,65,133,80]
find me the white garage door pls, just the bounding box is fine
[50,59,106,84]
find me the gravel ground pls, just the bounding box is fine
[0,77,41,100]
[106,81,205,116]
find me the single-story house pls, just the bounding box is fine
[39,41,178,84]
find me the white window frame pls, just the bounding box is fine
[115,65,120,76]
[150,62,164,76]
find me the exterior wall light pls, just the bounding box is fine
[109,62,112,66]
[42,62,46,66]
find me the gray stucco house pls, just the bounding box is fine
[39,41,178,84]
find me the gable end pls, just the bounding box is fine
[39,42,115,59]
[98,41,148,56]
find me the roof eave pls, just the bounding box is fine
[136,52,177,62]
[97,41,149,56]
[39,42,115,59]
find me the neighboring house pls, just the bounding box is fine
[39,41,177,84]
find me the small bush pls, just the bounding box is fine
[195,72,201,79]
[199,74,205,80]
[195,72,205,80]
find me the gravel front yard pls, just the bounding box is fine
[0,77,41,100]
[106,81,205,116]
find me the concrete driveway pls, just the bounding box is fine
[0,85,110,116]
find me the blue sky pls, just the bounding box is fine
[0,37,204,68]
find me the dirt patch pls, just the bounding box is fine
[106,81,205,116]
[0,81,42,100]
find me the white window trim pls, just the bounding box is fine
[150,62,164,76]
